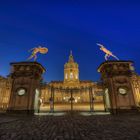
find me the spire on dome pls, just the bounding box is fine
[70,50,72,55]
[69,50,74,62]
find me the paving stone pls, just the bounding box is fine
[0,113,140,140]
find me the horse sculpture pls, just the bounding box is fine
[27,46,48,61]
[97,43,119,61]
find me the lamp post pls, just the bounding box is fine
[49,86,54,113]
[92,88,95,112]
[89,87,94,112]
[69,88,75,111]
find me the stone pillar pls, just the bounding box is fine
[7,62,45,114]
[98,61,137,114]
[50,86,54,112]
[89,87,94,112]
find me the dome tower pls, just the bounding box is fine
[64,51,79,84]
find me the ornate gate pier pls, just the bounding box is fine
[7,62,45,114]
[98,61,137,114]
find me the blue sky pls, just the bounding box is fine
[0,0,140,82]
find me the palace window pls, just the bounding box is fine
[65,73,68,79]
[70,72,73,79]
[76,74,78,79]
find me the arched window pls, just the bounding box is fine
[65,73,68,79]
[76,74,78,79]
[70,72,73,79]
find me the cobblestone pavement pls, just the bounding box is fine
[0,112,140,140]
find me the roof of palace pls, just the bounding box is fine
[50,81,63,83]
[80,80,93,83]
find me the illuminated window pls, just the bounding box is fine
[65,73,68,79]
[76,74,78,79]
[70,72,73,79]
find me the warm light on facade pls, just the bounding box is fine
[65,73,68,79]
[64,51,79,84]
[75,99,78,103]
[70,72,73,79]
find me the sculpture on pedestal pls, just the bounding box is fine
[97,43,119,61]
[27,46,48,61]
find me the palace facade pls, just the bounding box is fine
[40,51,104,112]
[0,76,11,111]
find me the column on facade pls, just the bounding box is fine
[136,81,140,105]
[131,80,140,106]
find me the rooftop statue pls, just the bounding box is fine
[27,46,48,61]
[97,43,119,61]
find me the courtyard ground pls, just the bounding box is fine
[0,112,140,140]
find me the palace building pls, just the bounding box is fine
[0,51,140,114]
[40,51,104,112]
[0,76,11,111]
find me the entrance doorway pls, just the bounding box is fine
[53,88,91,112]
[40,87,109,113]
[72,88,90,111]
[54,89,71,111]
